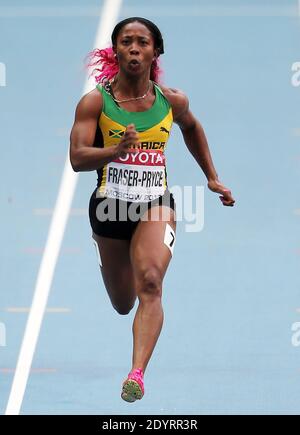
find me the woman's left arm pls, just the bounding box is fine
[167,89,235,207]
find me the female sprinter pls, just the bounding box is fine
[69,17,235,403]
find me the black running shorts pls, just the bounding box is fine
[89,188,176,240]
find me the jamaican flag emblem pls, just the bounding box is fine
[109,129,125,138]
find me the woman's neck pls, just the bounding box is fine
[112,72,152,98]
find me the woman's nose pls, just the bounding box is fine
[129,45,139,55]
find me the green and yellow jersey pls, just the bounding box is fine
[94,82,173,202]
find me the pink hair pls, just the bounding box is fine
[85,47,163,84]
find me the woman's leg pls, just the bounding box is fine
[93,232,137,315]
[129,205,176,372]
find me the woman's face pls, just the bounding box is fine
[114,21,156,77]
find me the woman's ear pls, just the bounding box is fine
[153,48,159,60]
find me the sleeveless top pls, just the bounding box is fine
[94,81,173,203]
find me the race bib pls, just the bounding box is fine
[99,149,166,202]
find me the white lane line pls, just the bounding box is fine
[5,308,71,313]
[5,0,123,416]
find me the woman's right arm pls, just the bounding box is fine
[69,89,119,172]
[70,89,141,172]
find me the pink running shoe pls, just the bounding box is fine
[121,368,144,402]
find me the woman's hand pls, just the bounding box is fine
[207,179,235,207]
[115,124,140,158]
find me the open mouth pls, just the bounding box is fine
[129,59,140,66]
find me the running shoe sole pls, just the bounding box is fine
[121,379,144,402]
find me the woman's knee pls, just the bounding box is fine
[105,285,136,315]
[113,301,135,315]
[136,266,163,300]
[101,269,136,315]
[104,281,136,315]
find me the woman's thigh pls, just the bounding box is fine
[129,206,177,289]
